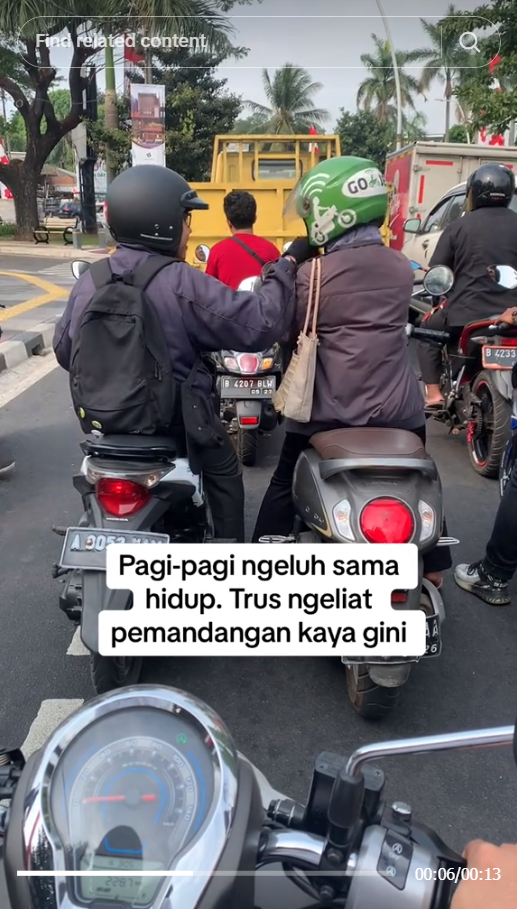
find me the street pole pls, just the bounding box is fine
[376,0,403,150]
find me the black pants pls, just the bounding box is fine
[417,308,463,385]
[252,423,452,573]
[195,417,245,543]
[483,459,517,581]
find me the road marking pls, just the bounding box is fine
[0,271,68,322]
[21,699,84,758]
[67,628,90,656]
[0,352,59,408]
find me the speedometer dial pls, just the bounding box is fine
[69,736,199,860]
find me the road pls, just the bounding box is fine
[0,350,516,857]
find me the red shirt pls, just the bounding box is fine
[205,233,280,289]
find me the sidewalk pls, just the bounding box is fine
[0,242,112,260]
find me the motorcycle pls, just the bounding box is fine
[52,260,219,696]
[252,266,459,720]
[0,684,515,909]
[210,277,284,467]
[416,264,517,479]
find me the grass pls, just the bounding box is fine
[0,230,114,248]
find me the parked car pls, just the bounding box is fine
[404,180,517,318]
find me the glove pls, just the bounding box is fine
[282,236,314,266]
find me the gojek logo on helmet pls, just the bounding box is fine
[344,168,386,199]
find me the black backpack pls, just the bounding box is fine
[69,256,179,436]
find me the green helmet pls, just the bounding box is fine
[284,156,388,247]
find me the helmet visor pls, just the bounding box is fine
[282,179,303,222]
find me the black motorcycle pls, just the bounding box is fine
[0,684,515,909]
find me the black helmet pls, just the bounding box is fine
[466,163,515,212]
[106,165,208,255]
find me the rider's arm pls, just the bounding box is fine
[429,222,456,270]
[175,257,297,353]
[451,840,517,909]
[52,286,77,371]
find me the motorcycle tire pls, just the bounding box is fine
[345,664,402,720]
[499,437,517,498]
[237,428,258,467]
[90,654,143,695]
[468,371,511,479]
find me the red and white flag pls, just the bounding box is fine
[308,125,319,154]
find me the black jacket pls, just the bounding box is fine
[429,207,517,326]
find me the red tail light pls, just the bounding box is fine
[97,478,151,517]
[499,339,517,347]
[391,591,408,603]
[240,416,259,425]
[360,498,414,544]
[238,354,260,373]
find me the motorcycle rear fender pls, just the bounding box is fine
[81,571,132,653]
[235,400,263,426]
[292,448,444,548]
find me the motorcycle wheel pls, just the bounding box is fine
[345,664,402,720]
[499,437,516,498]
[237,428,258,466]
[468,371,511,479]
[90,653,143,694]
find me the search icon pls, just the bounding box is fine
[459,31,481,53]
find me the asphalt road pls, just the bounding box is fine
[0,359,516,857]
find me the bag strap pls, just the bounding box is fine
[229,235,268,267]
[90,257,115,290]
[301,257,322,339]
[132,256,181,290]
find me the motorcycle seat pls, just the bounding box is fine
[310,428,428,462]
[81,434,177,460]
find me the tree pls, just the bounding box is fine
[357,34,421,123]
[412,5,471,141]
[335,109,395,169]
[443,1,517,134]
[231,112,270,134]
[90,47,243,182]
[0,0,249,236]
[245,64,329,133]
[402,110,428,143]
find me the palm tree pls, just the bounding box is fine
[357,34,421,123]
[245,64,329,134]
[412,4,471,141]
[402,110,428,143]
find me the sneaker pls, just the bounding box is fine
[454,561,511,606]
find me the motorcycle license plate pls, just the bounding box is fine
[220,376,276,398]
[482,345,517,370]
[59,528,170,571]
[342,616,441,665]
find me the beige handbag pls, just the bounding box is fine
[272,256,322,423]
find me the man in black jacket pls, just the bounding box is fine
[417,163,517,406]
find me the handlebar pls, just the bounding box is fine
[407,325,450,343]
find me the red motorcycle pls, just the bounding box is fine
[420,265,517,478]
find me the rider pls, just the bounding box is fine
[417,162,517,407]
[52,165,312,543]
[252,155,452,585]
[205,190,280,289]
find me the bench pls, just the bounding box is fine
[34,215,79,245]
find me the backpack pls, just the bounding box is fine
[69,256,179,436]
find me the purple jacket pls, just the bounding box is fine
[53,244,296,422]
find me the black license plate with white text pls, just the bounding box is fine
[220,376,276,398]
[482,345,517,370]
[59,527,170,571]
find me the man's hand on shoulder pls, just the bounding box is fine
[282,237,314,267]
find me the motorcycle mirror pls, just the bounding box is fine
[423,265,454,297]
[487,264,517,290]
[237,276,263,292]
[195,244,210,264]
[71,260,90,280]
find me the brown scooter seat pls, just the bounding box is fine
[310,428,427,460]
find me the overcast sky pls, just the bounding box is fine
[19,0,499,136]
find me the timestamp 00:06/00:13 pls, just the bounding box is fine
[415,867,501,882]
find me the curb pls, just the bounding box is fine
[0,244,112,260]
[0,319,58,375]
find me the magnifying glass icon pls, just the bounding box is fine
[459,31,481,53]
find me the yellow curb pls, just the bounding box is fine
[0,271,68,323]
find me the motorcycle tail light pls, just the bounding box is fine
[97,478,152,517]
[359,498,414,544]
[418,500,436,543]
[333,499,355,541]
[238,354,260,373]
[391,591,408,603]
[499,339,517,347]
[223,356,238,370]
[240,416,259,425]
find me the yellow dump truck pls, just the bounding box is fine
[187,134,343,267]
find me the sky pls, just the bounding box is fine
[14,0,498,136]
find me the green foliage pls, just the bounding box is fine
[335,109,395,169]
[231,112,270,134]
[245,64,329,133]
[356,35,422,123]
[449,124,470,143]
[0,223,17,236]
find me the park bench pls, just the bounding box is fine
[34,215,79,245]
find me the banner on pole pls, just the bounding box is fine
[130,84,166,167]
